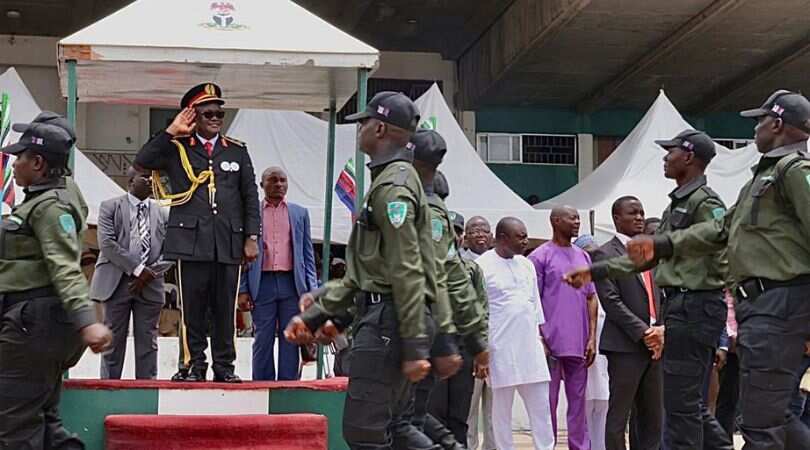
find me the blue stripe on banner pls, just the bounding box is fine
[335,187,355,214]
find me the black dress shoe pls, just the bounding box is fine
[185,369,207,382]
[170,369,189,382]
[214,372,242,383]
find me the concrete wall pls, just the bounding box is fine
[374,51,457,111]
[475,106,755,202]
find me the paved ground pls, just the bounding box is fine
[508,431,745,449]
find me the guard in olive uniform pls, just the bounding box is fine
[135,83,260,383]
[603,91,810,450]
[285,92,437,449]
[426,210,491,449]
[393,129,489,450]
[0,112,112,449]
[569,130,733,450]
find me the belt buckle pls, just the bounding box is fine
[369,293,382,304]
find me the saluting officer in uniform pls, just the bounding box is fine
[285,92,437,449]
[603,91,810,450]
[0,112,112,449]
[135,83,260,383]
[566,130,733,450]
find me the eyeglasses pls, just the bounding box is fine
[201,111,225,120]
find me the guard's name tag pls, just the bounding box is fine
[220,161,240,172]
[387,201,408,228]
[431,218,444,242]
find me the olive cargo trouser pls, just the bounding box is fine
[661,289,733,450]
[391,309,441,450]
[0,295,86,450]
[344,297,417,449]
[735,281,810,450]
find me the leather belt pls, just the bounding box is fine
[360,291,393,306]
[1,286,58,309]
[735,274,810,301]
[661,287,722,299]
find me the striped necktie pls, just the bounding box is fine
[137,202,151,265]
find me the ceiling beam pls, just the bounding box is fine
[457,0,592,110]
[447,0,517,60]
[575,0,746,113]
[687,34,810,113]
[335,0,373,34]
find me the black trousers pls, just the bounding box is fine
[662,290,733,450]
[735,284,810,450]
[390,309,442,450]
[177,260,239,376]
[715,351,740,438]
[605,350,663,450]
[0,296,86,450]
[428,347,475,445]
[344,300,413,450]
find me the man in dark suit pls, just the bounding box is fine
[135,83,260,383]
[593,196,663,450]
[238,166,318,380]
[91,167,168,379]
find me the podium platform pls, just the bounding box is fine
[61,378,348,450]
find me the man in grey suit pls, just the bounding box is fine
[592,196,664,450]
[90,167,168,379]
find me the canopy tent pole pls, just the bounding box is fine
[66,60,78,172]
[354,69,369,210]
[318,97,338,380]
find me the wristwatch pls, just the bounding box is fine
[248,235,258,241]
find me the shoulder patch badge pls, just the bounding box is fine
[711,207,725,220]
[431,217,444,242]
[58,214,76,234]
[387,201,408,228]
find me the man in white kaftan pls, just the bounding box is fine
[476,217,554,450]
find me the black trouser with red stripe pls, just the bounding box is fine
[177,260,240,378]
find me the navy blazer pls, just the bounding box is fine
[239,200,318,299]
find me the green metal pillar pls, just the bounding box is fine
[66,60,78,172]
[318,97,338,379]
[354,69,369,210]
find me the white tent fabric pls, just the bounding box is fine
[0,67,125,223]
[57,0,378,111]
[227,84,563,243]
[538,90,761,243]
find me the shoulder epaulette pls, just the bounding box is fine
[392,164,410,186]
[223,135,246,148]
[700,185,721,200]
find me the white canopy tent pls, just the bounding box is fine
[227,84,568,243]
[538,90,761,242]
[57,0,378,111]
[0,67,125,223]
